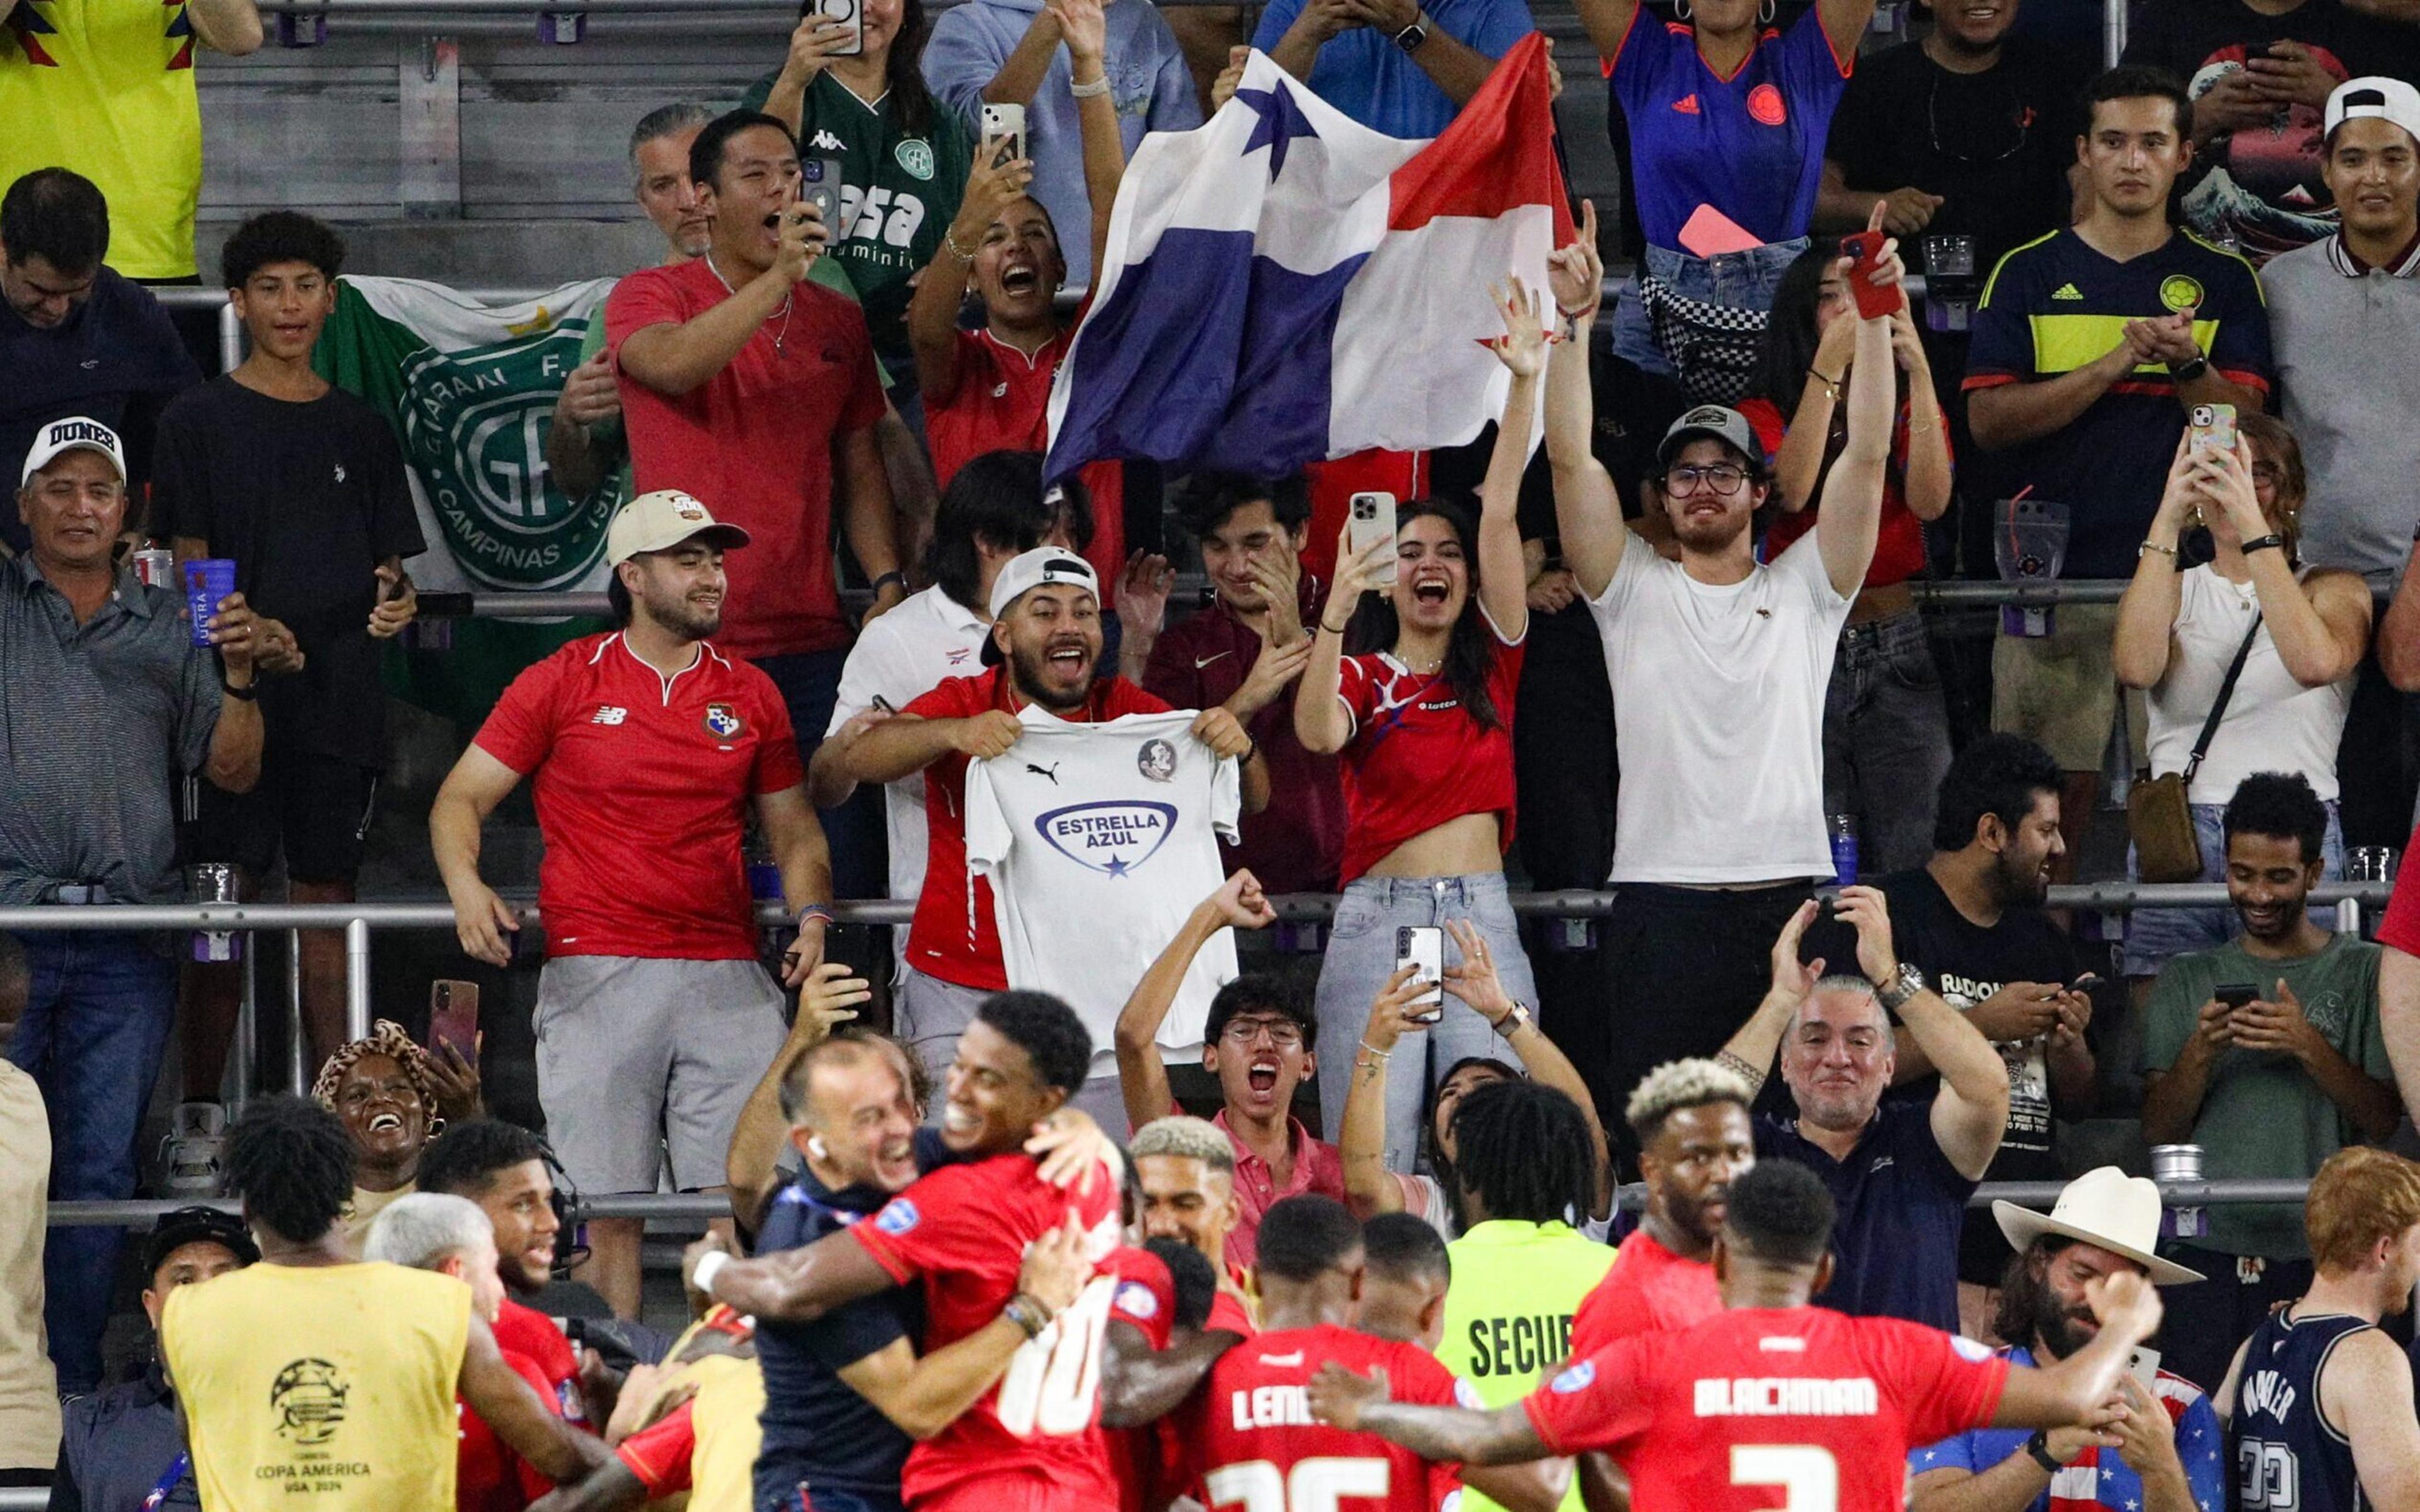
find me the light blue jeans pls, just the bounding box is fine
[2123,799,2346,978]
[1610,238,1812,377]
[1314,873,1531,1172]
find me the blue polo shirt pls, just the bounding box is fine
[1250,0,1537,137]
[1911,1344,2227,1512]
[1754,1098,1972,1332]
[1606,4,1850,249]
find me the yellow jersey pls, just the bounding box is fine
[0,0,206,278]
[161,1261,472,1511]
[1436,1220,1616,1512]
[688,1354,765,1512]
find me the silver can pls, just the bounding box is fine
[133,547,175,588]
[186,861,244,963]
[2149,1143,2204,1181]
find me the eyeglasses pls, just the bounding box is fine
[1662,464,1750,495]
[1221,1018,1305,1048]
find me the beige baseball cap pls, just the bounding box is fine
[604,489,751,566]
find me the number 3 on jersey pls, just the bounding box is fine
[996,1274,1115,1437]
[1732,1445,1838,1512]
[1206,1457,1392,1512]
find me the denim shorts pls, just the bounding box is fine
[2123,799,2345,978]
[1610,239,1811,377]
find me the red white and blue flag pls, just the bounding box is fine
[1044,35,1572,481]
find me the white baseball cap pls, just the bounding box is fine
[981,546,1098,666]
[604,488,751,566]
[2326,76,2420,146]
[19,416,127,488]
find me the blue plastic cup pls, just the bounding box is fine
[183,559,236,649]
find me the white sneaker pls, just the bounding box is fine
[162,1102,228,1197]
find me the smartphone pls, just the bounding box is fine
[1395,927,1444,1022]
[1840,230,1901,321]
[2070,971,2104,994]
[812,0,863,55]
[1348,491,1399,585]
[2215,982,2259,1011]
[2127,1345,2162,1392]
[798,157,844,245]
[980,103,1026,171]
[429,979,480,1060]
[2189,403,2238,455]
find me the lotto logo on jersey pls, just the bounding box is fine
[873,1198,920,1235]
[1035,801,1178,878]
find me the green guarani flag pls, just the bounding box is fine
[313,275,619,726]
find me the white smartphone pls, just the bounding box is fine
[2127,1345,2161,1392]
[1349,491,1398,585]
[1395,925,1444,1023]
[814,0,863,55]
[980,103,1026,171]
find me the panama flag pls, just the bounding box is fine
[1044,34,1572,481]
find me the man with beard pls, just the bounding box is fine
[1803,735,2095,1338]
[432,490,835,1319]
[2214,1147,2420,1512]
[2140,772,2397,1390]
[1908,1169,2221,1512]
[846,547,1262,1122]
[1540,226,1900,1144]
[1720,885,2010,1332]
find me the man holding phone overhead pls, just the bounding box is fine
[2139,770,2398,1391]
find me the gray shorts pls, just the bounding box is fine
[533,955,786,1195]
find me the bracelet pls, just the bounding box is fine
[1241,737,1259,765]
[2240,534,2286,554]
[2138,541,2178,560]
[1809,367,1843,402]
[1318,617,1351,635]
[2024,1430,2064,1474]
[1357,1040,1394,1060]
[1003,1292,1052,1339]
[942,226,979,262]
[693,1249,730,1298]
[1069,74,1112,98]
[796,903,835,928]
[872,570,909,595]
[219,674,258,702]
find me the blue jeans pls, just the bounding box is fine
[1313,874,1531,1169]
[1824,610,1954,879]
[6,929,177,1394]
[1610,239,1811,377]
[2123,799,2346,978]
[753,648,886,901]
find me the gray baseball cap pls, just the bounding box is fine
[1657,405,1760,469]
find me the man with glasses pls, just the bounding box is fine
[1118,872,1432,1266]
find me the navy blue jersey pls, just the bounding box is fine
[2231,1307,2374,1512]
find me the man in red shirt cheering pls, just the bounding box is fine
[432,488,834,1319]
[1309,1160,2170,1512]
[839,546,1266,1125]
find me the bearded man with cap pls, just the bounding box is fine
[2,415,263,1397]
[842,545,1267,1125]
[1908,1167,2223,1512]
[432,488,834,1319]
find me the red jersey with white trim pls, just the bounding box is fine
[1568,1229,1722,1358]
[456,1349,559,1512]
[491,1300,589,1424]
[473,631,804,959]
[1103,1246,1178,1512]
[1332,614,1524,884]
[898,668,1169,988]
[924,323,1127,587]
[1182,1324,1468,1512]
[1523,1307,2011,1512]
[851,1151,1125,1506]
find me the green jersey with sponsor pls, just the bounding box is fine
[741,70,970,363]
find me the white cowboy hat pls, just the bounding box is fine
[1993,1166,2205,1285]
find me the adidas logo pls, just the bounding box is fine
[808,130,846,151]
[2051,283,2085,301]
[1672,93,1701,114]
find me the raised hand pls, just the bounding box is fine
[1547,200,1603,318]
[1484,275,1550,378]
[1207,869,1281,932]
[1766,898,1826,1010]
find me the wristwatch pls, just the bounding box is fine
[2167,352,2209,384]
[1495,1001,1535,1038]
[1393,14,1429,51]
[1876,962,1926,1014]
[2025,1430,2064,1474]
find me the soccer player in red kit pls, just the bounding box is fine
[1308,1163,2169,1512]
[1182,1196,1567,1512]
[689,991,1126,1512]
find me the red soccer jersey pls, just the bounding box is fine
[1332,613,1524,885]
[491,1300,588,1424]
[1103,1246,1178,1512]
[1184,1324,1467,1512]
[1739,397,1944,590]
[1568,1230,1722,1359]
[1523,1307,2011,1512]
[457,1348,560,1512]
[473,632,804,960]
[606,260,887,660]
[898,668,1170,988]
[616,1399,700,1499]
[851,1151,1126,1508]
[2378,818,2420,957]
[924,324,1126,586]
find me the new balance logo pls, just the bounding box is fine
[807,130,846,151]
[591,706,628,725]
[2051,282,2085,300]
[1671,93,1700,114]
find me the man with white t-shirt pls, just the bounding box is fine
[809,453,1085,973]
[1542,219,1899,1152]
[839,546,1269,1126]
